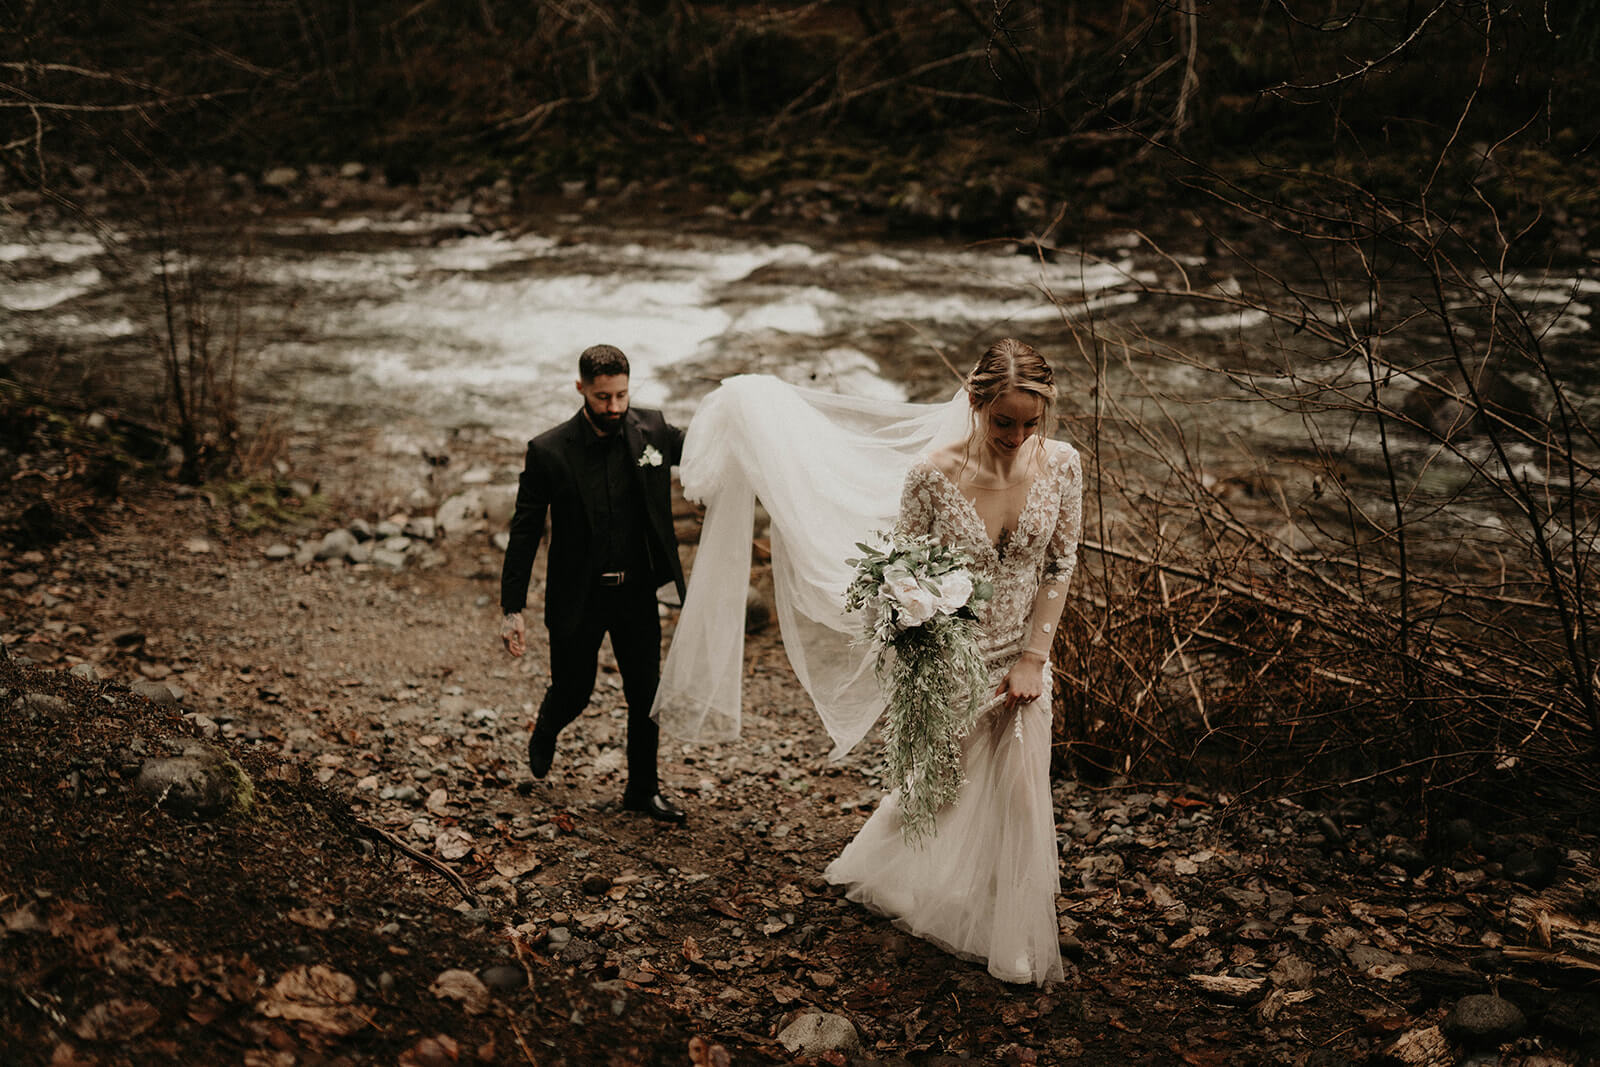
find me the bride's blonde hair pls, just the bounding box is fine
[962,338,1057,472]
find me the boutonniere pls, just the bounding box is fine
[637,444,664,468]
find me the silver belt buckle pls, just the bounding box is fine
[598,571,626,586]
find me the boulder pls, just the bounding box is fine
[134,743,252,818]
[480,484,519,527]
[435,491,486,539]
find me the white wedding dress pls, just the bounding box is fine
[652,375,1082,987]
[825,447,1081,986]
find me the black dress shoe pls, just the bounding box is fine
[527,728,556,779]
[622,792,686,824]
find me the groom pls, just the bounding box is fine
[499,344,688,823]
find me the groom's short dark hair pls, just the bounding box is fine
[579,344,630,381]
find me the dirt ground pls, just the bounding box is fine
[3,412,1600,1066]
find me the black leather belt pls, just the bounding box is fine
[596,571,628,586]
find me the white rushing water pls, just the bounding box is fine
[0,213,1164,438]
[0,212,1591,473]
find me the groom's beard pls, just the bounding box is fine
[586,405,626,435]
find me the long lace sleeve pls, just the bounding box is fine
[894,463,940,539]
[1022,444,1083,657]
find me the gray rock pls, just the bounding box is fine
[347,542,373,565]
[558,937,601,964]
[187,712,221,738]
[481,484,518,527]
[1441,994,1526,1046]
[68,663,101,682]
[372,549,408,570]
[293,542,317,567]
[349,518,374,542]
[436,490,486,539]
[134,743,251,818]
[491,532,510,552]
[19,691,70,717]
[263,544,294,561]
[380,536,412,554]
[314,528,358,561]
[777,1013,860,1058]
[1504,846,1562,888]
[406,487,436,512]
[130,679,183,706]
[1220,886,1267,909]
[261,166,300,188]
[375,519,405,539]
[479,964,525,992]
[403,516,436,541]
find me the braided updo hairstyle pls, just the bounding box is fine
[962,338,1057,469]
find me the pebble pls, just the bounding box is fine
[314,528,357,562]
[130,679,183,706]
[479,963,526,992]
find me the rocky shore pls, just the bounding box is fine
[3,407,1600,1064]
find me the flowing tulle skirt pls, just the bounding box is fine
[824,693,1063,986]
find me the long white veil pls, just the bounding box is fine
[652,374,970,760]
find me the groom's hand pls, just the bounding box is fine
[501,612,526,658]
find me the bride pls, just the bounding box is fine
[654,339,1082,987]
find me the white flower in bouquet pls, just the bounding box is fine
[931,569,974,615]
[883,573,937,629]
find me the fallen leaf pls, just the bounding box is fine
[491,848,540,879]
[257,965,365,1036]
[708,898,742,920]
[429,969,490,1015]
[434,827,474,861]
[426,788,450,814]
[73,999,160,1042]
[398,1033,461,1066]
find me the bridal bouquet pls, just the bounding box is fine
[844,532,992,841]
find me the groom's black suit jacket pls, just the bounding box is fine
[500,406,687,636]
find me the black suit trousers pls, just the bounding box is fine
[535,582,662,800]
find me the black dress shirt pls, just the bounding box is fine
[581,424,652,579]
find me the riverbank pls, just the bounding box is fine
[4,388,1600,1064]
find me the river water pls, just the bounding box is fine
[2,209,1595,533]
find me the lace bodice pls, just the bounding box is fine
[897,440,1083,668]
